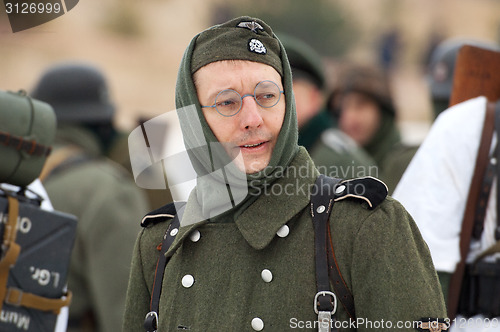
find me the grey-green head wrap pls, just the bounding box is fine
[175,16,299,222]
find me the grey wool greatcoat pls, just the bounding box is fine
[123,148,447,331]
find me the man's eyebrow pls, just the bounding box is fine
[206,90,219,104]
[204,86,234,105]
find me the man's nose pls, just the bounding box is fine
[240,94,263,129]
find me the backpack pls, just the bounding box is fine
[0,89,77,331]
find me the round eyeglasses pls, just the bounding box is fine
[201,80,285,117]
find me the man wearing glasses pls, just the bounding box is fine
[123,16,447,331]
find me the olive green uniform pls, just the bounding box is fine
[42,126,149,332]
[107,130,173,210]
[299,111,377,179]
[361,113,418,195]
[123,148,446,331]
[379,143,419,195]
[309,127,378,179]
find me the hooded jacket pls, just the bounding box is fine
[123,16,447,332]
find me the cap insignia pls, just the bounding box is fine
[237,21,264,33]
[248,39,267,54]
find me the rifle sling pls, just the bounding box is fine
[472,143,496,239]
[447,101,498,320]
[496,102,500,241]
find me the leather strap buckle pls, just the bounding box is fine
[144,311,158,332]
[5,287,23,306]
[314,291,337,315]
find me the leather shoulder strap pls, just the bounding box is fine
[311,174,356,321]
[144,203,185,332]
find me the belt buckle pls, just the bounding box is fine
[5,287,23,306]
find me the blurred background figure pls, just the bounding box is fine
[393,98,500,331]
[107,116,174,209]
[378,28,401,73]
[31,63,149,332]
[279,34,377,179]
[394,41,500,331]
[427,37,500,119]
[327,64,418,192]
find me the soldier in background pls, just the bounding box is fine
[31,62,149,332]
[327,63,418,193]
[394,40,500,331]
[427,38,499,118]
[279,34,377,179]
[107,117,174,209]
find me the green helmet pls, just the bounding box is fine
[31,63,115,124]
[428,38,499,103]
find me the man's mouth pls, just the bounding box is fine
[237,140,270,151]
[242,142,265,148]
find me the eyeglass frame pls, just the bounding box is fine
[200,80,285,117]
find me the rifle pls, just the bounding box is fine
[447,45,500,320]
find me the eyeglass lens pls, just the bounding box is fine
[215,81,281,116]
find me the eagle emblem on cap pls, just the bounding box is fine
[248,39,267,54]
[237,21,264,33]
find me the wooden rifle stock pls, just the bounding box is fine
[449,45,500,106]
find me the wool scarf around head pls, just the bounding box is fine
[174,16,299,223]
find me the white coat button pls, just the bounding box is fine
[170,228,178,236]
[189,230,201,242]
[261,269,273,283]
[181,274,194,288]
[276,225,289,238]
[316,205,326,214]
[335,184,346,194]
[251,317,264,331]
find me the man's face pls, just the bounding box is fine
[338,92,381,146]
[194,60,285,174]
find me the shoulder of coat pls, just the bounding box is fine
[141,201,186,227]
[320,128,359,154]
[333,176,388,209]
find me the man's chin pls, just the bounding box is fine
[241,159,271,174]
